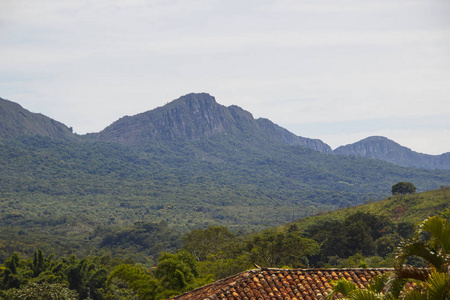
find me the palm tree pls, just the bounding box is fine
[394,215,450,300]
[327,275,390,300]
[328,216,450,300]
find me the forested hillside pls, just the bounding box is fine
[1,134,450,262]
[1,188,448,299]
[1,94,450,264]
[290,186,450,267]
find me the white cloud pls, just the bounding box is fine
[1,0,449,153]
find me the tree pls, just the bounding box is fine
[1,253,25,290]
[182,226,236,261]
[67,258,107,300]
[342,220,376,257]
[4,283,78,300]
[247,226,319,267]
[392,182,416,195]
[154,251,198,292]
[106,264,157,299]
[309,213,394,265]
[327,274,407,300]
[394,215,450,300]
[396,215,449,271]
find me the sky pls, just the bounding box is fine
[1,0,450,155]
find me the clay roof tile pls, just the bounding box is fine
[171,268,398,300]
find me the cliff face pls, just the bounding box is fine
[98,93,234,142]
[97,93,333,153]
[334,136,450,169]
[256,118,332,153]
[0,97,74,140]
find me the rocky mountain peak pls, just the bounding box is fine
[97,93,332,153]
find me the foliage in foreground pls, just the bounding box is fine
[0,211,433,299]
[328,215,450,300]
[1,205,449,299]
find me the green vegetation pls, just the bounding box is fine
[301,212,399,267]
[106,264,157,299]
[328,215,450,300]
[392,182,417,195]
[0,98,73,140]
[1,190,449,298]
[0,251,109,299]
[293,187,450,232]
[288,187,450,267]
[4,283,78,300]
[179,224,320,278]
[0,249,213,299]
[1,134,449,261]
[2,211,448,299]
[1,95,450,298]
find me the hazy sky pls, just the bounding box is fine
[1,0,449,154]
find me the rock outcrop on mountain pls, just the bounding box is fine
[96,93,333,154]
[334,136,450,170]
[0,97,74,139]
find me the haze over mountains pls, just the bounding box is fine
[1,93,449,170]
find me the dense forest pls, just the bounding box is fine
[2,135,450,262]
[1,188,449,299]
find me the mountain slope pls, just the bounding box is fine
[0,97,74,139]
[1,94,450,258]
[95,93,332,153]
[334,136,450,169]
[294,187,450,231]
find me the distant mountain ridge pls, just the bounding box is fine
[1,93,449,169]
[96,93,332,153]
[334,136,450,170]
[0,97,74,140]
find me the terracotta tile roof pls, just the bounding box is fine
[171,268,395,300]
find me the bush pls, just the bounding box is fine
[4,283,78,300]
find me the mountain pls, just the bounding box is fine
[0,97,74,140]
[334,136,450,170]
[96,93,332,154]
[4,93,448,169]
[1,93,450,258]
[98,93,449,169]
